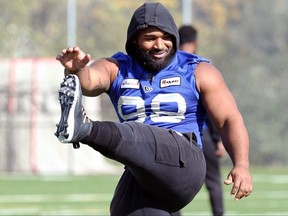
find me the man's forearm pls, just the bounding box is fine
[221,117,250,168]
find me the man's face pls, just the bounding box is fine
[134,26,175,72]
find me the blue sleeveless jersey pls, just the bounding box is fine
[108,50,210,148]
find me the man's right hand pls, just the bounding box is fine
[56,46,91,72]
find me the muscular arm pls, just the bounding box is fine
[195,62,252,200]
[57,46,119,97]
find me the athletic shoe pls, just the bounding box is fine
[54,74,92,147]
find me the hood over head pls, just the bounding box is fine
[125,2,179,57]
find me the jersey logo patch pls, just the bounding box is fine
[144,86,153,92]
[160,77,181,88]
[121,79,140,89]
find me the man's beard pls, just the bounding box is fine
[134,45,176,73]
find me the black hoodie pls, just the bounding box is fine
[125,3,180,57]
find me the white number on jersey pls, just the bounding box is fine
[117,93,186,123]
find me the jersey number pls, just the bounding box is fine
[117,93,186,123]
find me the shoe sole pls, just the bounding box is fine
[55,75,80,148]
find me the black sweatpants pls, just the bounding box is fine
[82,121,206,215]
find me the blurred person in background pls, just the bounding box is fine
[179,24,226,216]
[179,25,198,54]
[55,3,252,215]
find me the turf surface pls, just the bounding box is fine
[0,166,287,215]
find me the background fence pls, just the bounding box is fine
[0,58,120,174]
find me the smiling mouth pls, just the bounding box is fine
[149,49,168,59]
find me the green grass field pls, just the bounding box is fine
[0,166,287,215]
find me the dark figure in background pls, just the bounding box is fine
[55,3,252,215]
[203,117,225,216]
[179,25,226,216]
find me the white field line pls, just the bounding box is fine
[183,213,288,216]
[252,175,288,184]
[0,174,287,183]
[0,175,113,181]
[0,190,288,204]
[0,208,108,216]
[1,209,288,216]
[0,193,112,203]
